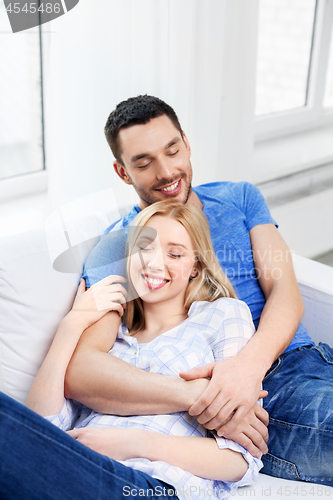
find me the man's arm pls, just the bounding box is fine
[182,224,304,437]
[67,224,294,455]
[65,311,209,414]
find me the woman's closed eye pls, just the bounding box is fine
[136,237,155,252]
[138,246,153,252]
[168,252,183,259]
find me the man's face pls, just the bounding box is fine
[114,115,193,208]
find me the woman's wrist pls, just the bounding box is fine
[48,313,87,362]
[186,378,210,408]
[109,429,154,460]
[62,310,90,332]
[130,430,156,460]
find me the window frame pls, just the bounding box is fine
[0,9,46,196]
[254,0,333,143]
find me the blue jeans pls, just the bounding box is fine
[0,392,178,500]
[262,343,333,485]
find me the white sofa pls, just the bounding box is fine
[1,217,333,499]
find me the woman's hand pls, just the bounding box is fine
[67,427,139,461]
[67,276,127,330]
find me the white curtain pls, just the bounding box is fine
[45,0,259,212]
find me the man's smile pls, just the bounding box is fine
[156,179,181,195]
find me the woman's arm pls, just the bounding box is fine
[68,427,248,482]
[136,432,248,482]
[26,313,87,417]
[26,276,127,417]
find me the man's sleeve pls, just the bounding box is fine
[230,182,278,232]
[82,221,128,288]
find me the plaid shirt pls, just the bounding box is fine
[47,298,262,500]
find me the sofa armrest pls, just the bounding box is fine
[293,254,333,346]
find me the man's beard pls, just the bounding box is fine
[130,164,193,208]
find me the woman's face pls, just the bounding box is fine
[129,215,197,306]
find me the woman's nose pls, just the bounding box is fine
[147,260,164,272]
[146,250,164,272]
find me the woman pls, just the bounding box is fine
[2,200,262,500]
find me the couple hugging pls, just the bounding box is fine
[1,95,332,500]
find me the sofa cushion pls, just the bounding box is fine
[0,228,81,404]
[0,204,120,404]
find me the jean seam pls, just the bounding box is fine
[318,344,333,364]
[263,356,283,382]
[269,416,333,434]
[263,450,333,484]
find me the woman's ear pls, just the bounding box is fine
[190,268,198,279]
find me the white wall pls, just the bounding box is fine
[44,0,258,212]
[271,188,333,258]
[42,0,333,260]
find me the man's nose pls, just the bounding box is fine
[155,158,173,180]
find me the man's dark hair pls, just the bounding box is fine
[104,95,183,165]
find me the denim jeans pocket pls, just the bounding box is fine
[314,343,333,364]
[261,452,302,481]
[263,356,283,382]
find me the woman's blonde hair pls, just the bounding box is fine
[123,199,236,333]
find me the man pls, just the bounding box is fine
[65,95,333,485]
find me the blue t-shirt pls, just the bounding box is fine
[82,181,314,354]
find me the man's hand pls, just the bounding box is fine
[181,354,265,417]
[180,357,269,457]
[180,357,263,429]
[217,402,269,457]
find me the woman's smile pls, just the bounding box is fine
[141,273,170,290]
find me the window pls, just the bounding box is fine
[255,0,333,141]
[323,24,333,107]
[0,2,45,181]
[256,0,316,116]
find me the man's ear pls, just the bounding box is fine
[182,131,191,157]
[113,161,132,185]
